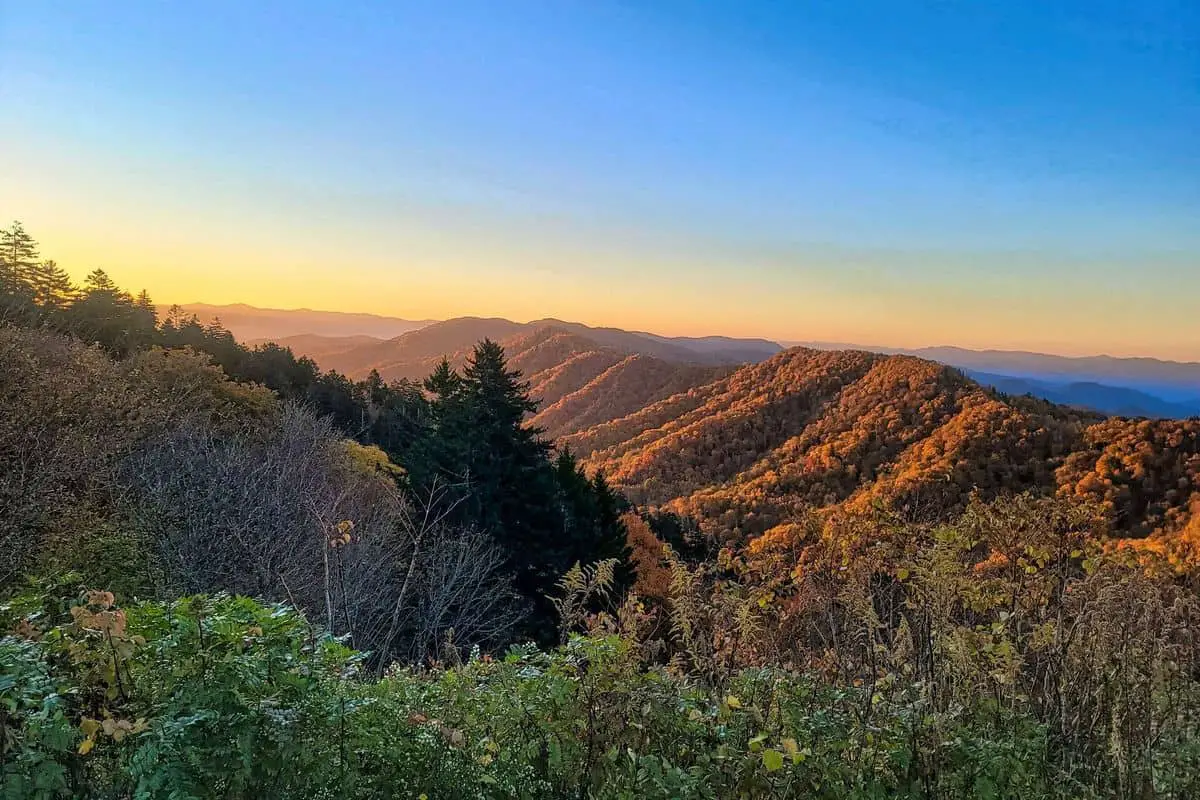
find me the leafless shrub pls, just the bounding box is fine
[119,403,521,665]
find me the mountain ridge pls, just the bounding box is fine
[788,340,1200,416]
[171,303,434,341]
[561,346,1199,545]
[180,304,1197,419]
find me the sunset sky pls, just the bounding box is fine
[2,1,1198,359]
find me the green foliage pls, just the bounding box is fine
[0,638,75,799]
[2,584,1196,799]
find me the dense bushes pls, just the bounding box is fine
[5,495,1200,800]
[0,583,1160,800]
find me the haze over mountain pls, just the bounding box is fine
[249,318,760,441]
[181,303,1199,420]
[173,303,433,342]
[963,371,1200,421]
[253,316,780,378]
[788,340,1200,418]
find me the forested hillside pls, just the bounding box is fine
[3,220,1200,799]
[563,347,1200,554]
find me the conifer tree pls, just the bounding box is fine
[553,450,634,592]
[362,373,426,464]
[0,221,38,320]
[27,259,76,312]
[66,270,157,357]
[423,356,462,400]
[450,340,565,635]
[590,469,632,568]
[458,338,551,510]
[84,268,119,294]
[0,221,40,284]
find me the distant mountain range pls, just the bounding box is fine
[176,303,1199,544]
[170,303,434,341]
[244,318,765,440]
[175,304,1197,420]
[963,371,1200,420]
[787,341,1200,419]
[244,317,781,377]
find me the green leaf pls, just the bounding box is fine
[762,749,784,772]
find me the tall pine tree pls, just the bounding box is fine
[0,221,38,320]
[27,259,77,313]
[0,221,40,284]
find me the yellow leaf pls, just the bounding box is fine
[78,737,95,755]
[762,749,784,772]
[724,694,742,709]
[782,738,798,755]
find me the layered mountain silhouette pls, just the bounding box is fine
[173,303,432,341]
[788,340,1200,417]
[254,319,748,441]
[257,317,780,378]
[239,313,1198,546]
[183,305,1198,419]
[964,371,1200,420]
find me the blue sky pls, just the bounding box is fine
[1,1,1197,357]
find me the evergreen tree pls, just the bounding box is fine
[195,317,243,374]
[235,343,320,397]
[27,259,77,313]
[411,357,467,484]
[65,270,157,357]
[0,221,38,321]
[362,375,427,464]
[553,451,634,593]
[307,370,367,432]
[434,340,561,637]
[160,310,209,350]
[590,469,633,569]
[83,268,119,294]
[423,356,462,400]
[0,221,40,284]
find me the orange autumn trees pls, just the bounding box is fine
[558,348,1198,554]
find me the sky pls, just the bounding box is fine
[2,1,1198,359]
